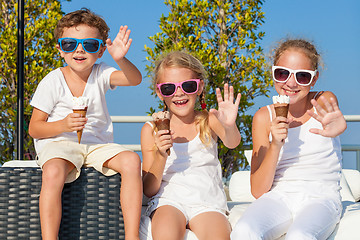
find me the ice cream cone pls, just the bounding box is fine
[272,95,290,142]
[274,103,289,118]
[152,111,171,155]
[155,118,170,131]
[73,108,87,143]
[72,96,89,144]
[272,95,290,120]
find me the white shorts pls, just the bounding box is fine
[37,140,132,183]
[145,197,227,224]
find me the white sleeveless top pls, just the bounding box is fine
[146,122,228,212]
[266,105,342,200]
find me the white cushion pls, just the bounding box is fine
[342,169,360,202]
[2,160,39,168]
[244,150,252,165]
[228,171,255,202]
[340,171,356,202]
[327,202,360,240]
[227,202,251,228]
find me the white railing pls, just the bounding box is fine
[111,116,152,123]
[343,115,360,122]
[111,115,360,170]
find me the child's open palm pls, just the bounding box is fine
[210,83,241,128]
[307,96,347,138]
[106,25,132,62]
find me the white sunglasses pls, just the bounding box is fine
[272,66,317,86]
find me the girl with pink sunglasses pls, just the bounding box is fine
[141,51,241,240]
[231,39,347,239]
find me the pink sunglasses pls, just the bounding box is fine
[157,79,201,97]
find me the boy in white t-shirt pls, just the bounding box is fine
[29,8,142,240]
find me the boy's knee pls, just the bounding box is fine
[114,151,141,174]
[42,162,68,185]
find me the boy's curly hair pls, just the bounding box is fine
[54,8,109,42]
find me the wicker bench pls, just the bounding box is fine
[0,167,124,240]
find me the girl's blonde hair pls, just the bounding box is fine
[271,38,322,71]
[153,51,212,146]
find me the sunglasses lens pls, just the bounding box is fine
[296,72,312,85]
[274,68,290,82]
[160,84,176,96]
[60,39,77,52]
[182,80,198,94]
[83,39,100,53]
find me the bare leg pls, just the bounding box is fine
[104,151,142,240]
[188,212,231,240]
[151,205,187,240]
[39,158,74,240]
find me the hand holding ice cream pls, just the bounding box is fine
[152,111,171,155]
[272,95,290,143]
[72,97,89,143]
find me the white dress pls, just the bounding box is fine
[145,123,228,216]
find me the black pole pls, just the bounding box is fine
[17,0,24,160]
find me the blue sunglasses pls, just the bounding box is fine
[58,38,104,53]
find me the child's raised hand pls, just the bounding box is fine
[307,96,347,138]
[209,83,241,128]
[62,113,87,133]
[154,129,173,157]
[106,25,132,62]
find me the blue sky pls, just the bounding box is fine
[61,0,360,168]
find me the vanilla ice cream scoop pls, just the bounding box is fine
[152,111,170,121]
[272,95,290,104]
[72,96,89,110]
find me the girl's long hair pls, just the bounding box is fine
[153,51,212,146]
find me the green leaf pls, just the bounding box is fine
[0,0,64,164]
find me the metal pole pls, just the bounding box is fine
[17,0,25,160]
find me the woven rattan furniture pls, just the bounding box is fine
[0,167,124,240]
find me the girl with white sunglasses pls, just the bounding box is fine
[231,39,347,240]
[141,51,241,240]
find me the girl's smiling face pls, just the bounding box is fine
[57,24,106,76]
[274,49,318,105]
[156,67,204,117]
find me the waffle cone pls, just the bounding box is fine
[155,119,170,131]
[73,108,87,143]
[274,104,289,118]
[154,119,171,155]
[76,130,83,144]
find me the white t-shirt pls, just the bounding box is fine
[30,62,117,153]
